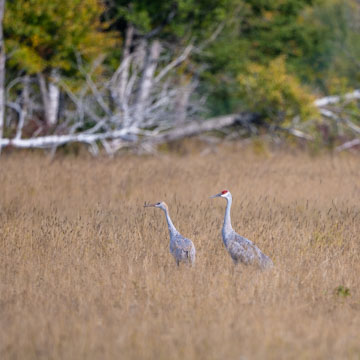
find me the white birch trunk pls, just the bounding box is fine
[117,25,133,103]
[0,0,6,152]
[38,70,60,127]
[15,75,29,139]
[134,40,161,124]
[174,81,191,124]
[48,72,60,125]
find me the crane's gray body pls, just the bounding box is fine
[163,204,195,266]
[222,229,273,268]
[214,191,273,269]
[145,201,195,266]
[169,233,196,266]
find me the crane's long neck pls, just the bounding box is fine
[222,196,233,237]
[163,207,178,237]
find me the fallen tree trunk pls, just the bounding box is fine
[0,113,257,151]
[142,113,259,145]
[335,139,360,152]
[1,87,359,153]
[314,90,360,107]
[0,129,138,149]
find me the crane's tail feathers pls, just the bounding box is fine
[259,253,274,270]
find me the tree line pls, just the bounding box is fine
[0,0,359,154]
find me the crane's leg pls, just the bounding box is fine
[176,259,180,267]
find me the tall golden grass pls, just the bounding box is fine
[0,146,360,359]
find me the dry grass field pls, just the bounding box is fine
[0,145,360,359]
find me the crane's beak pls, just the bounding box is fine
[144,202,156,208]
[210,193,222,198]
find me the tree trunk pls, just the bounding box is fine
[134,40,161,125]
[0,0,6,153]
[143,113,259,145]
[0,128,137,149]
[117,24,133,103]
[15,75,30,139]
[38,70,60,128]
[0,113,256,151]
[174,79,192,124]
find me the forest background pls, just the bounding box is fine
[0,0,360,154]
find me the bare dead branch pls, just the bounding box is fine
[335,139,360,152]
[314,90,360,107]
[154,43,193,84]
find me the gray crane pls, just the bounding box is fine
[144,201,196,266]
[210,190,273,269]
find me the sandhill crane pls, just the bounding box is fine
[144,201,196,266]
[210,190,273,269]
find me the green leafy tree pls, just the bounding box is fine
[104,0,235,40]
[198,0,322,116]
[295,0,360,93]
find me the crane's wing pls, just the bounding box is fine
[227,232,272,268]
[227,237,257,265]
[173,234,194,252]
[226,232,257,265]
[170,234,195,263]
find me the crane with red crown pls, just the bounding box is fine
[210,190,273,269]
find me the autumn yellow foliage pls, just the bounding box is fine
[237,57,318,125]
[4,0,115,74]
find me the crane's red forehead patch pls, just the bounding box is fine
[221,190,228,194]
